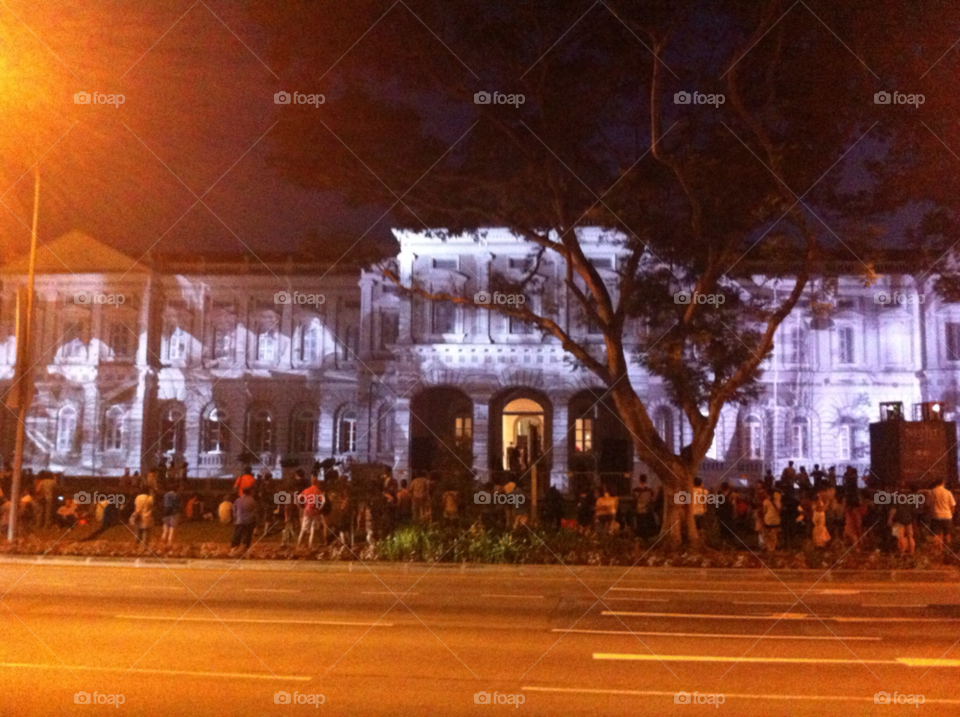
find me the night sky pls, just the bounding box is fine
[0,1,388,266]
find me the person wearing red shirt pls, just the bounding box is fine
[234,466,255,496]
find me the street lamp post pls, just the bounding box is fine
[7,165,39,542]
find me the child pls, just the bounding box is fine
[812,497,830,548]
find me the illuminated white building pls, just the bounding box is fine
[0,229,955,490]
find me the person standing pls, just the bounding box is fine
[889,490,917,555]
[691,478,708,534]
[761,486,781,552]
[297,477,326,548]
[634,475,655,539]
[230,487,258,553]
[37,472,57,529]
[132,489,155,545]
[812,497,830,548]
[542,485,563,530]
[410,474,431,524]
[234,466,256,497]
[715,482,736,546]
[780,461,796,488]
[930,478,956,555]
[160,486,180,545]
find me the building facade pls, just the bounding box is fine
[1,229,957,491]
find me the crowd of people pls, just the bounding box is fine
[1,459,957,559]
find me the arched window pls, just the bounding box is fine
[248,409,273,453]
[292,409,318,453]
[160,408,185,454]
[104,406,125,451]
[109,321,135,360]
[202,408,228,453]
[56,406,77,454]
[791,416,811,459]
[653,407,674,452]
[743,415,763,460]
[301,320,321,362]
[337,409,358,454]
[257,322,278,362]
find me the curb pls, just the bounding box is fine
[0,555,956,581]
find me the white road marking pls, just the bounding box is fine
[522,687,960,704]
[593,653,960,668]
[604,598,669,603]
[481,594,545,599]
[0,662,310,680]
[861,604,928,608]
[130,586,188,591]
[610,587,865,596]
[116,615,393,627]
[603,610,960,623]
[554,628,878,641]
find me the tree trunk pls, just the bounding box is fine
[659,471,699,547]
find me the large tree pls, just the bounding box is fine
[253,0,941,542]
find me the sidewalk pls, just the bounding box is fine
[0,553,956,582]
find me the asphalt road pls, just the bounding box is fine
[1,561,959,716]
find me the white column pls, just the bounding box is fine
[398,252,415,345]
[472,400,490,482]
[392,397,411,484]
[478,252,494,342]
[551,400,569,492]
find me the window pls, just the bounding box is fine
[104,406,124,451]
[292,409,318,453]
[62,320,86,359]
[588,257,613,270]
[257,324,277,362]
[838,424,852,461]
[248,409,273,454]
[160,408,185,454]
[56,406,77,453]
[381,313,399,347]
[301,321,320,362]
[433,258,458,270]
[509,257,534,271]
[167,325,187,361]
[744,416,763,459]
[654,408,674,451]
[837,326,855,365]
[791,417,810,459]
[574,417,593,452]
[455,416,473,441]
[784,323,807,365]
[376,405,393,453]
[509,314,533,334]
[109,321,135,359]
[337,410,358,454]
[432,302,456,334]
[213,324,234,361]
[202,409,228,453]
[946,322,960,361]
